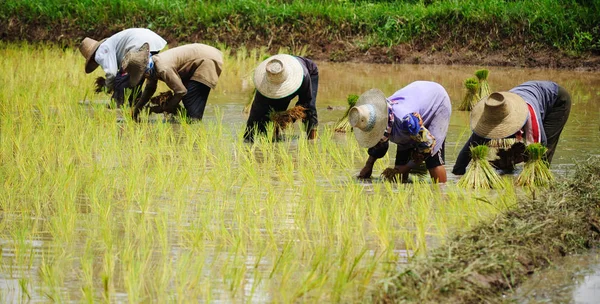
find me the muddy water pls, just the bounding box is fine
[210,62,600,181]
[4,61,600,302]
[513,251,600,303]
[208,63,600,302]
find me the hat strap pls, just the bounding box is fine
[380,100,395,143]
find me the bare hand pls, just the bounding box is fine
[358,166,372,179]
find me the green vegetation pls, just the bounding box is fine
[516,143,554,187]
[334,94,359,133]
[458,77,479,111]
[475,69,491,98]
[1,0,599,55]
[457,145,505,189]
[375,158,600,303]
[0,43,516,302]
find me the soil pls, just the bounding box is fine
[2,17,600,71]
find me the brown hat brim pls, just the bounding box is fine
[470,92,529,139]
[83,38,107,74]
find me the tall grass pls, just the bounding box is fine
[1,0,598,54]
[0,43,514,302]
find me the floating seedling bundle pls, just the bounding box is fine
[516,143,554,187]
[458,145,504,189]
[475,69,491,98]
[334,94,359,132]
[459,78,480,111]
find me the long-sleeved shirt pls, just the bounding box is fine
[138,43,224,107]
[452,81,560,175]
[368,81,452,158]
[94,28,167,88]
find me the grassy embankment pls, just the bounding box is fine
[1,0,599,65]
[0,43,517,302]
[376,159,600,303]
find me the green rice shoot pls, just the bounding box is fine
[516,143,554,187]
[334,94,359,132]
[475,69,491,98]
[458,77,480,111]
[458,145,504,189]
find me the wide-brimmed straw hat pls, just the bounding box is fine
[79,37,107,74]
[253,54,303,99]
[349,89,389,148]
[121,43,150,87]
[470,91,528,139]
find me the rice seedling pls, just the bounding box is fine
[516,143,554,187]
[475,69,492,98]
[334,94,359,132]
[458,77,480,111]
[458,145,504,189]
[269,105,306,139]
[0,43,521,303]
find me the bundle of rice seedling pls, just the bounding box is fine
[94,76,113,94]
[488,139,525,172]
[516,143,554,187]
[475,69,491,98]
[334,94,359,132]
[458,78,480,111]
[270,106,306,133]
[146,91,183,115]
[458,145,504,189]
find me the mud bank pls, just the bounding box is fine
[375,159,600,303]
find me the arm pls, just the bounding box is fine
[243,91,271,142]
[358,141,389,178]
[295,76,317,137]
[161,69,188,110]
[452,133,488,175]
[94,44,118,89]
[133,78,158,121]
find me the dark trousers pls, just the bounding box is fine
[543,86,571,163]
[181,81,211,119]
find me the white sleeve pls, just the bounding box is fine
[94,44,118,88]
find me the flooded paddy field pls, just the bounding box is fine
[1,44,599,302]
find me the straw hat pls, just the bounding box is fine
[79,37,107,74]
[121,43,150,87]
[349,89,389,148]
[253,54,303,99]
[470,91,528,139]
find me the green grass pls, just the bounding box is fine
[0,43,517,302]
[1,0,599,54]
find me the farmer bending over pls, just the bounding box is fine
[244,54,319,142]
[79,28,167,107]
[121,43,223,121]
[453,81,571,175]
[351,81,451,183]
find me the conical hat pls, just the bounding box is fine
[470,91,528,139]
[253,54,304,99]
[121,43,150,87]
[349,89,389,148]
[79,37,107,74]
